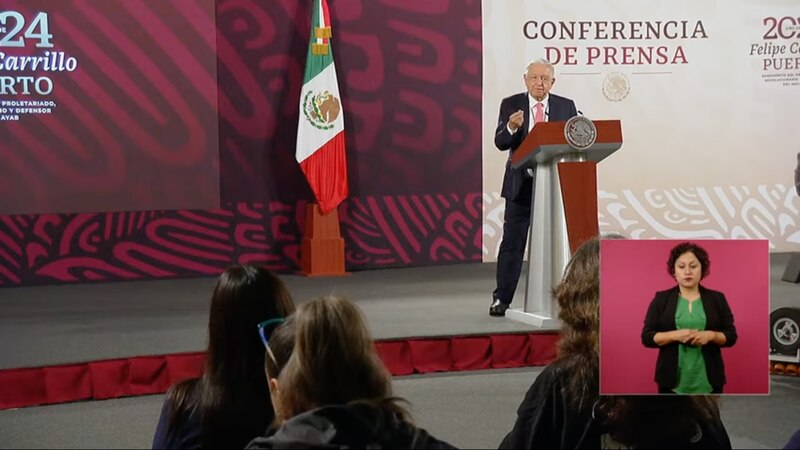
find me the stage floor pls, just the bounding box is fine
[1,255,797,370]
[0,262,542,370]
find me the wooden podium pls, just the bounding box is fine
[505,119,623,327]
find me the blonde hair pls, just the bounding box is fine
[276,295,402,421]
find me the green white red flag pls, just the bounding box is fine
[296,0,348,214]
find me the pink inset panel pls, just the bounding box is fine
[599,239,770,395]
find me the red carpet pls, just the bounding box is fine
[0,332,557,410]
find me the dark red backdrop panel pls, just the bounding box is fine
[0,0,221,215]
[0,0,482,286]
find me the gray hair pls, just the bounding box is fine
[524,58,555,77]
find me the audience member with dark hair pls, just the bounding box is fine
[642,241,737,394]
[501,237,732,449]
[152,265,295,449]
[247,295,455,449]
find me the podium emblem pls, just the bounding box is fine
[564,115,597,150]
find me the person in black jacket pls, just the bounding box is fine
[151,265,295,449]
[247,295,455,450]
[501,237,732,449]
[641,242,737,394]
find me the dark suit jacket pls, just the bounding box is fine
[494,92,577,204]
[641,285,737,390]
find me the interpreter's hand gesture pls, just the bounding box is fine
[686,330,714,347]
[672,328,696,344]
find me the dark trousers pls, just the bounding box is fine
[493,198,532,305]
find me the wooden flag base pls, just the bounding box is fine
[299,203,348,277]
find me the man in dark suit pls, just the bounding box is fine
[490,59,578,317]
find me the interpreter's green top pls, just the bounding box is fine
[673,296,713,394]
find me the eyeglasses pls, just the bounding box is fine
[257,318,284,368]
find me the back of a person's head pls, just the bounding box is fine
[595,395,724,448]
[551,237,601,410]
[552,235,626,412]
[276,295,392,420]
[555,234,628,362]
[197,265,295,448]
[555,236,601,354]
[205,264,295,382]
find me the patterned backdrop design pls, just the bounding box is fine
[0,195,481,286]
[482,184,800,260]
[598,184,800,246]
[0,0,483,286]
[0,0,221,215]
[216,0,482,202]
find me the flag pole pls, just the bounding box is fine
[296,0,348,276]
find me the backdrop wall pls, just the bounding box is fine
[0,0,484,287]
[482,0,800,260]
[3,0,798,287]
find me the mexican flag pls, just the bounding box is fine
[296,0,348,214]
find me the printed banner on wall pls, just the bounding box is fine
[0,0,220,215]
[482,0,800,257]
[0,0,485,288]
